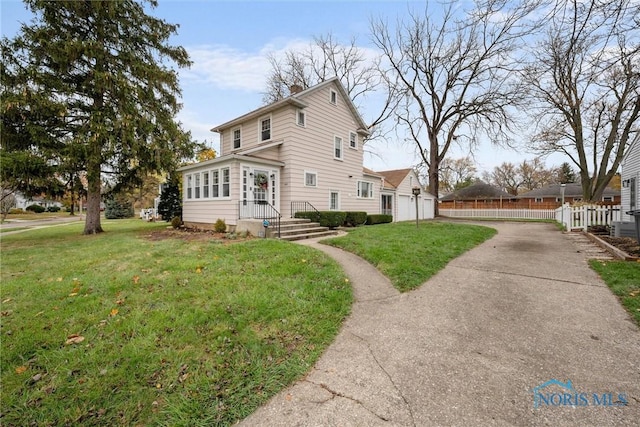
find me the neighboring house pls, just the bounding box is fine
[14,193,63,210]
[376,168,435,221]
[440,181,515,209]
[517,183,621,208]
[179,78,388,230]
[620,139,640,222]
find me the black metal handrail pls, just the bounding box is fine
[238,200,281,238]
[291,201,321,222]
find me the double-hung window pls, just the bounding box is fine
[260,117,271,141]
[357,181,373,199]
[233,128,241,149]
[349,132,357,149]
[212,170,219,198]
[305,171,317,187]
[297,110,306,127]
[186,174,193,199]
[194,173,201,199]
[334,136,343,160]
[222,168,230,197]
[203,172,209,198]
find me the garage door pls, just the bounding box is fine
[397,195,412,221]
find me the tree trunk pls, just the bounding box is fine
[83,176,103,234]
[428,146,440,216]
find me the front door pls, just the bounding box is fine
[241,167,278,218]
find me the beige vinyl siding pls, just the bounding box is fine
[278,84,376,217]
[182,161,242,226]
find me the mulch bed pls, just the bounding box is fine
[144,227,253,243]
[597,236,640,258]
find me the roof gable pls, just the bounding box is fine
[376,168,414,189]
[211,77,370,136]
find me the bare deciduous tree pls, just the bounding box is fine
[370,0,538,212]
[438,157,478,193]
[484,162,522,195]
[262,33,396,141]
[524,0,640,202]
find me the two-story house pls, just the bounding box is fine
[179,78,399,231]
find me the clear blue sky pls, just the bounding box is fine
[1,0,558,173]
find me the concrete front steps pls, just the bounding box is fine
[269,218,338,241]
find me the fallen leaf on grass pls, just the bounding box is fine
[196,266,203,274]
[2,298,12,304]
[15,365,28,374]
[65,334,85,345]
[110,308,119,317]
[133,275,140,284]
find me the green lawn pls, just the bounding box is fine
[323,221,497,292]
[1,218,496,426]
[1,220,352,426]
[590,259,640,327]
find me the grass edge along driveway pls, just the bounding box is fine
[1,219,495,426]
[323,221,497,292]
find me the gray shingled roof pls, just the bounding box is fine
[516,183,620,199]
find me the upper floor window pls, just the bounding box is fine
[305,171,317,187]
[233,128,241,149]
[329,89,337,105]
[357,181,373,199]
[260,117,271,141]
[349,132,357,149]
[334,136,343,160]
[297,110,306,127]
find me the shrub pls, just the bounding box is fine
[366,214,393,225]
[46,206,61,212]
[171,216,182,229]
[158,179,182,221]
[294,211,321,222]
[26,204,46,213]
[104,198,134,219]
[318,211,347,229]
[344,211,368,227]
[295,211,347,229]
[8,208,24,214]
[214,218,227,233]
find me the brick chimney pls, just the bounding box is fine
[289,84,303,95]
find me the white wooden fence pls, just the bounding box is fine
[440,205,622,231]
[440,208,556,220]
[555,205,621,231]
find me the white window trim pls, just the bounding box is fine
[329,190,340,210]
[203,171,210,198]
[357,180,374,199]
[186,174,193,200]
[297,109,306,127]
[222,167,231,198]
[329,89,337,105]
[334,135,343,160]
[349,131,357,149]
[232,126,242,149]
[259,115,272,142]
[304,171,317,187]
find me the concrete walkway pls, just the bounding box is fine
[239,222,640,426]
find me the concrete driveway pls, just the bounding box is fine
[239,222,640,426]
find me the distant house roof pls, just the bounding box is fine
[376,168,414,190]
[440,181,513,201]
[211,77,370,137]
[516,183,620,199]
